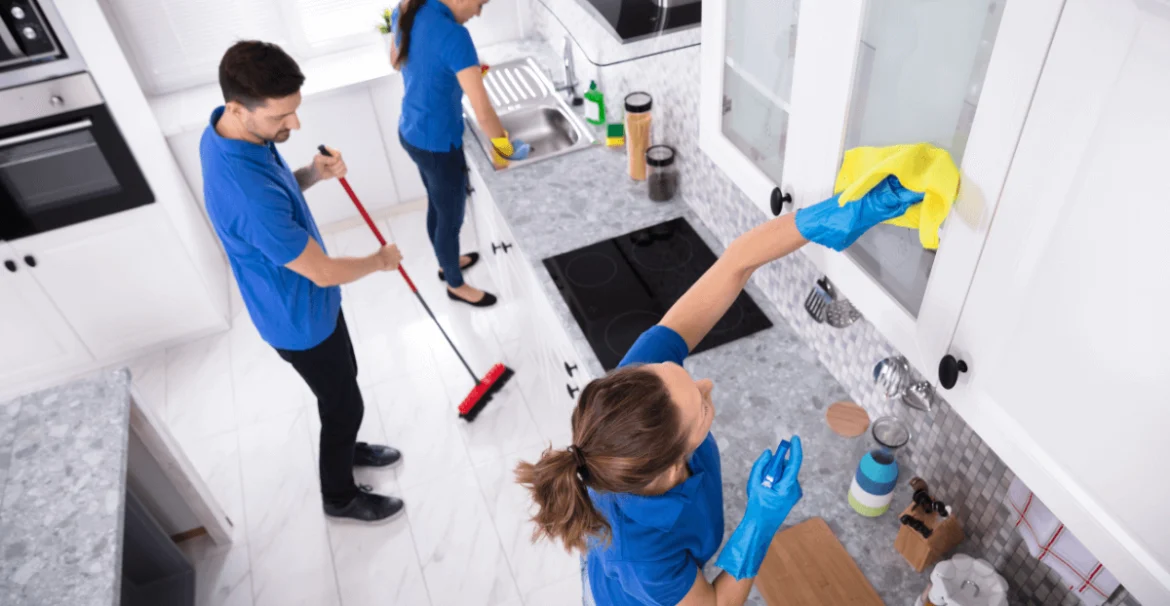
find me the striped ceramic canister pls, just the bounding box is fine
[848,448,899,517]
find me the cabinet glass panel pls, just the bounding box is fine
[721,0,800,185]
[842,0,1006,316]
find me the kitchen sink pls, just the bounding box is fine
[463,57,595,170]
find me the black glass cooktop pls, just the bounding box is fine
[543,217,773,370]
[579,0,702,43]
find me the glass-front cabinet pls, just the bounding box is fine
[700,0,1065,378]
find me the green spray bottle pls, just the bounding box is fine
[583,81,605,126]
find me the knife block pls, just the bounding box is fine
[894,503,964,572]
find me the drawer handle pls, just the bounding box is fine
[492,242,503,254]
[501,242,513,253]
[4,260,16,273]
[566,383,580,399]
[23,255,36,268]
[938,355,968,390]
[564,361,578,377]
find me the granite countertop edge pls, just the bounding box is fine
[0,369,133,606]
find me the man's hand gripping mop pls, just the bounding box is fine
[318,145,514,421]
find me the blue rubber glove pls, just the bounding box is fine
[794,175,923,251]
[509,138,532,160]
[716,436,804,580]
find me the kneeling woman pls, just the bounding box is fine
[517,189,916,605]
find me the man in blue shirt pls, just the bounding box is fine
[200,41,405,523]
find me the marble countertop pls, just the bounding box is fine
[0,369,132,606]
[469,42,931,604]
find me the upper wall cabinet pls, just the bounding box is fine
[700,0,1064,377]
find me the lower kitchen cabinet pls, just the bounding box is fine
[0,207,227,398]
[0,243,92,386]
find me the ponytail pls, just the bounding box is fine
[516,446,609,552]
[514,366,691,553]
[392,0,423,70]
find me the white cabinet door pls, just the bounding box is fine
[0,244,91,388]
[700,0,863,212]
[946,2,1170,602]
[9,208,224,360]
[793,0,1062,378]
[368,76,427,204]
[277,87,400,227]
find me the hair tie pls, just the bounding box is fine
[567,445,589,480]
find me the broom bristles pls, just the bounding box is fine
[458,363,514,422]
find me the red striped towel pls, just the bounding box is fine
[1007,479,1120,606]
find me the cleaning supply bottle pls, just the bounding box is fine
[583,81,605,125]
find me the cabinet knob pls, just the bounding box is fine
[491,242,503,254]
[49,95,64,107]
[770,188,792,216]
[566,383,580,399]
[938,355,968,390]
[4,260,16,273]
[564,361,578,377]
[501,242,513,253]
[23,255,36,268]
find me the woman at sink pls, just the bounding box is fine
[389,0,531,307]
[516,187,920,605]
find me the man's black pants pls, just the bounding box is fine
[275,312,362,508]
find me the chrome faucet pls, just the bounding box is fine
[556,37,583,106]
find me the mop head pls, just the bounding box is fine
[458,363,515,422]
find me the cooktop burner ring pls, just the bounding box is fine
[603,309,662,358]
[631,237,694,272]
[565,252,619,288]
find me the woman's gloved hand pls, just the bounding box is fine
[490,132,532,162]
[794,175,923,251]
[715,436,804,580]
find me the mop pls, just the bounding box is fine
[318,145,513,421]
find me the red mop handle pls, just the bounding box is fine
[318,145,417,293]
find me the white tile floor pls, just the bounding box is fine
[126,208,582,606]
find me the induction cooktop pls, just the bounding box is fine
[543,217,773,370]
[577,0,702,43]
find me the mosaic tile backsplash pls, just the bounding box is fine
[529,3,1140,604]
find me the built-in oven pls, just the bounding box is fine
[0,72,154,240]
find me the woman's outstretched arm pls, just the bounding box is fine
[660,214,806,350]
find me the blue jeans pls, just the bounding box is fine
[399,133,469,288]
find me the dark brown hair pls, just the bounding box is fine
[515,366,690,552]
[391,0,424,70]
[218,41,305,109]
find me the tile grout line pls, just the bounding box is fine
[223,325,258,606]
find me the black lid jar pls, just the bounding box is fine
[645,145,678,202]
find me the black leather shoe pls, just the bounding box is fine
[438,252,480,281]
[447,288,498,307]
[324,485,404,523]
[354,442,401,467]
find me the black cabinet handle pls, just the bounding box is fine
[564,361,578,377]
[491,242,503,254]
[770,187,792,216]
[23,255,36,268]
[500,242,513,253]
[566,384,580,399]
[938,355,968,390]
[4,260,16,273]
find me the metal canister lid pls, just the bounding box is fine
[624,92,653,113]
[645,145,675,167]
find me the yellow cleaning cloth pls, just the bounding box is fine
[835,143,960,250]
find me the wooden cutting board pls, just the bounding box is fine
[756,517,885,606]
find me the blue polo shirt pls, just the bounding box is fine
[392,0,479,152]
[586,325,725,605]
[199,107,341,351]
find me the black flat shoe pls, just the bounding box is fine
[438,252,481,281]
[447,289,498,307]
[324,486,404,524]
[354,442,401,468]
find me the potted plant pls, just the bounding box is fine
[377,8,393,59]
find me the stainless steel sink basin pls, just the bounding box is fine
[463,57,595,170]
